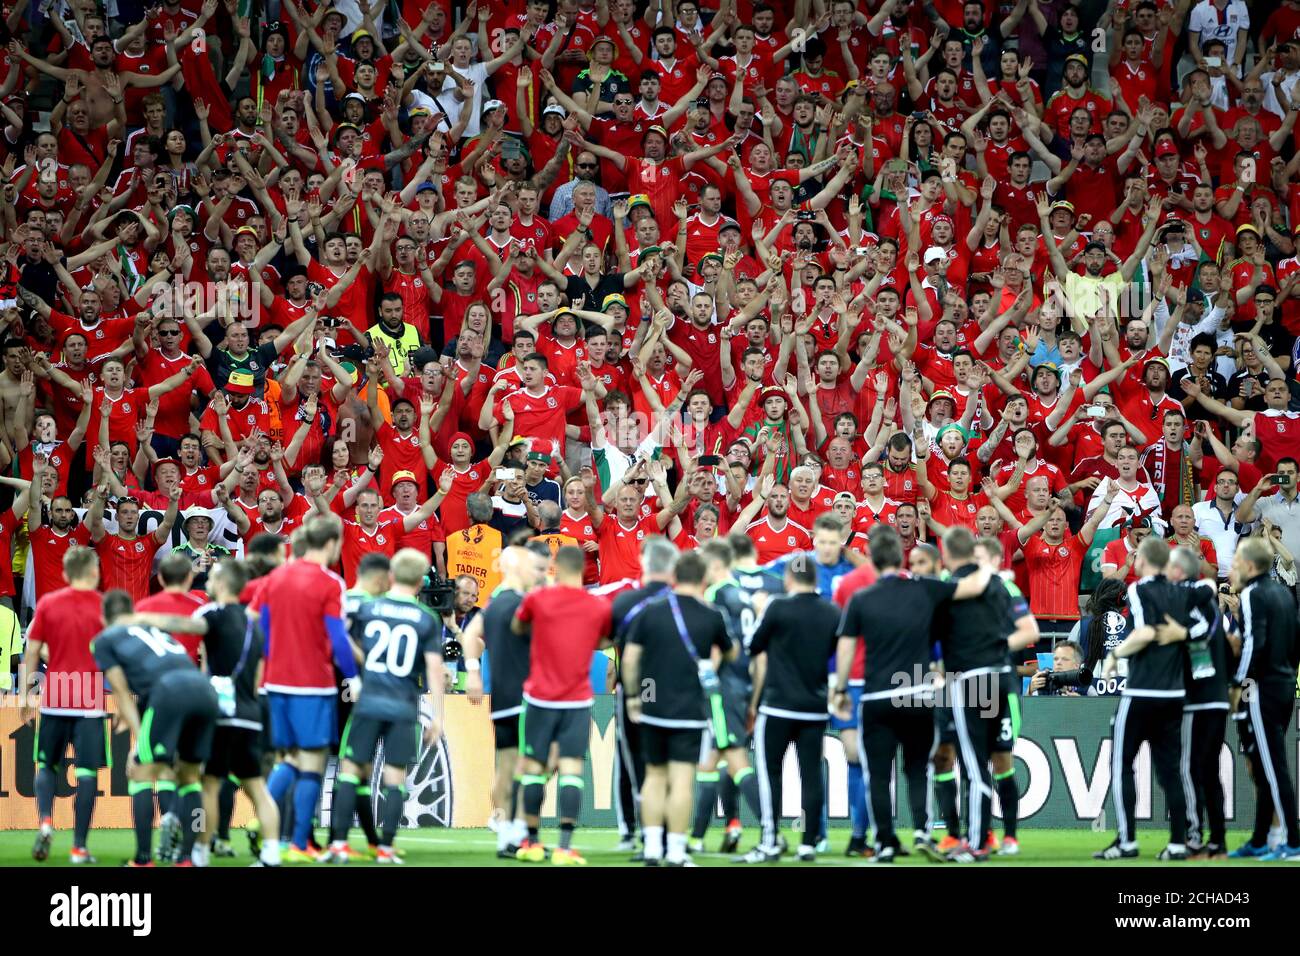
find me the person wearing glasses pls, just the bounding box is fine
[132,314,217,460]
[545,150,613,221]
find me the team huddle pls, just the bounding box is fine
[19,508,1300,867]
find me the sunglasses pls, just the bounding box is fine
[630,478,649,485]
[576,162,599,169]
[159,329,181,336]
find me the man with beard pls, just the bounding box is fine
[1044,53,1112,139]
[216,474,310,544]
[27,287,136,364]
[1111,357,1187,448]
[727,472,812,565]
[331,478,452,587]
[28,473,93,601]
[186,308,320,394]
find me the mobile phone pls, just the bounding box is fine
[885,158,907,174]
[912,110,927,120]
[1086,404,1107,418]
[1270,473,1294,488]
[1205,56,1222,68]
[495,468,515,481]
[321,316,340,328]
[697,454,723,466]
[609,191,630,202]
[796,209,815,221]
[695,97,709,108]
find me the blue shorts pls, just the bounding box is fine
[829,684,864,732]
[268,693,337,751]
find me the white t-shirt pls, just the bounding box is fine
[1189,0,1250,63]
[438,62,488,138]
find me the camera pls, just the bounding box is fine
[328,343,375,363]
[1040,668,1083,693]
[419,575,456,614]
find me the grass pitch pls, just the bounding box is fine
[0,827,1273,867]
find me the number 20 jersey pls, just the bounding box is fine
[350,594,444,723]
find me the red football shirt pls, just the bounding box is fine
[597,514,660,585]
[253,559,347,694]
[135,590,208,663]
[832,562,878,681]
[1253,410,1300,473]
[1023,533,1088,620]
[28,586,106,715]
[493,385,584,460]
[95,533,163,601]
[516,584,613,706]
[29,524,93,600]
[339,519,404,587]
[745,516,813,564]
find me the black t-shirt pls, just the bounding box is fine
[1179,578,1228,708]
[1125,575,1190,698]
[1169,368,1229,422]
[489,495,533,538]
[750,591,842,718]
[609,581,671,656]
[1226,368,1270,413]
[440,335,506,367]
[91,623,198,703]
[479,587,529,718]
[625,592,732,726]
[350,594,443,722]
[932,564,1009,676]
[198,603,264,727]
[838,572,958,701]
[206,341,282,394]
[564,273,626,310]
[525,477,561,509]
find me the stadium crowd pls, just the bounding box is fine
[1,0,1299,868]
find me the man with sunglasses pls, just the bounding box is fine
[546,150,613,222]
[133,315,216,459]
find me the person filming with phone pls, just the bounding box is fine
[1235,457,1300,567]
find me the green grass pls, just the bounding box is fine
[0,827,1273,867]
